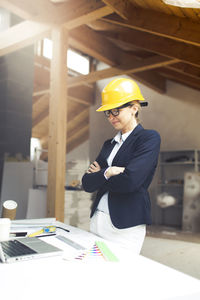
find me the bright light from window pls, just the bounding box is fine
[67,49,89,75]
[163,0,200,7]
[30,137,41,161]
[43,38,53,59]
[43,38,89,74]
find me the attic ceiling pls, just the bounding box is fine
[1,0,200,159]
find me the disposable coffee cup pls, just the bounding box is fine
[2,200,18,220]
[0,218,11,241]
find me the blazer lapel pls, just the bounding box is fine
[101,140,117,166]
[112,124,144,165]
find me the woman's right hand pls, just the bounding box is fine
[105,166,125,178]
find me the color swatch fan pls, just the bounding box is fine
[75,241,119,262]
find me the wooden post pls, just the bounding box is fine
[47,26,68,222]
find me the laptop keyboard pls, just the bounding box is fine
[1,240,37,257]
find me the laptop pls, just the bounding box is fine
[0,237,63,263]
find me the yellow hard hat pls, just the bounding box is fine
[96,78,147,112]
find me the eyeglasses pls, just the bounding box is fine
[104,103,132,118]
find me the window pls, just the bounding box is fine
[30,137,41,161]
[42,38,89,75]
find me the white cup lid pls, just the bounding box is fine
[3,200,18,209]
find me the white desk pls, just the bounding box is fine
[0,220,200,300]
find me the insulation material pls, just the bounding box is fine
[182,172,200,232]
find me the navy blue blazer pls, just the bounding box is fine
[82,124,161,229]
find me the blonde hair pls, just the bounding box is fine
[130,100,141,123]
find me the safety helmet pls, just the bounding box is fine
[96,78,148,112]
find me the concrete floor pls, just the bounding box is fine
[141,229,200,280]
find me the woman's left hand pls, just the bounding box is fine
[87,161,101,173]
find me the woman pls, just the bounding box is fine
[82,78,161,254]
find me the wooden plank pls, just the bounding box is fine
[0,20,51,57]
[32,109,49,128]
[69,25,122,66]
[34,0,113,27]
[0,0,113,57]
[1,0,111,25]
[101,28,200,67]
[41,129,89,160]
[33,89,91,106]
[64,5,113,29]
[40,109,89,160]
[32,117,49,138]
[34,65,50,88]
[130,71,166,94]
[67,124,89,144]
[0,0,37,19]
[32,93,48,106]
[40,108,89,148]
[158,68,200,91]
[32,94,49,120]
[69,25,166,92]
[34,56,93,88]
[66,109,89,133]
[101,0,132,19]
[165,63,200,80]
[47,26,68,222]
[67,130,89,154]
[33,89,50,97]
[68,56,178,87]
[103,6,200,46]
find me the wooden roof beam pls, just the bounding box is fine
[0,20,51,57]
[0,0,113,57]
[101,28,200,68]
[1,0,113,26]
[165,63,200,80]
[103,5,200,47]
[69,25,123,66]
[33,89,91,106]
[67,130,89,154]
[68,55,178,88]
[101,0,132,20]
[39,108,89,147]
[32,0,113,28]
[67,124,89,145]
[130,71,166,94]
[158,68,200,92]
[63,3,113,30]
[69,25,165,92]
[32,109,49,128]
[41,124,89,160]
[0,0,37,19]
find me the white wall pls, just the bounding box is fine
[141,80,200,151]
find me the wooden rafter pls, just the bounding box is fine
[40,108,89,159]
[101,0,132,20]
[0,21,51,57]
[64,4,113,29]
[69,25,123,66]
[165,63,200,80]
[103,5,200,47]
[68,56,178,88]
[0,0,37,19]
[0,0,113,57]
[158,68,200,91]
[130,71,166,94]
[100,27,200,67]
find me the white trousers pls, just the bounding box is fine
[90,210,146,254]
